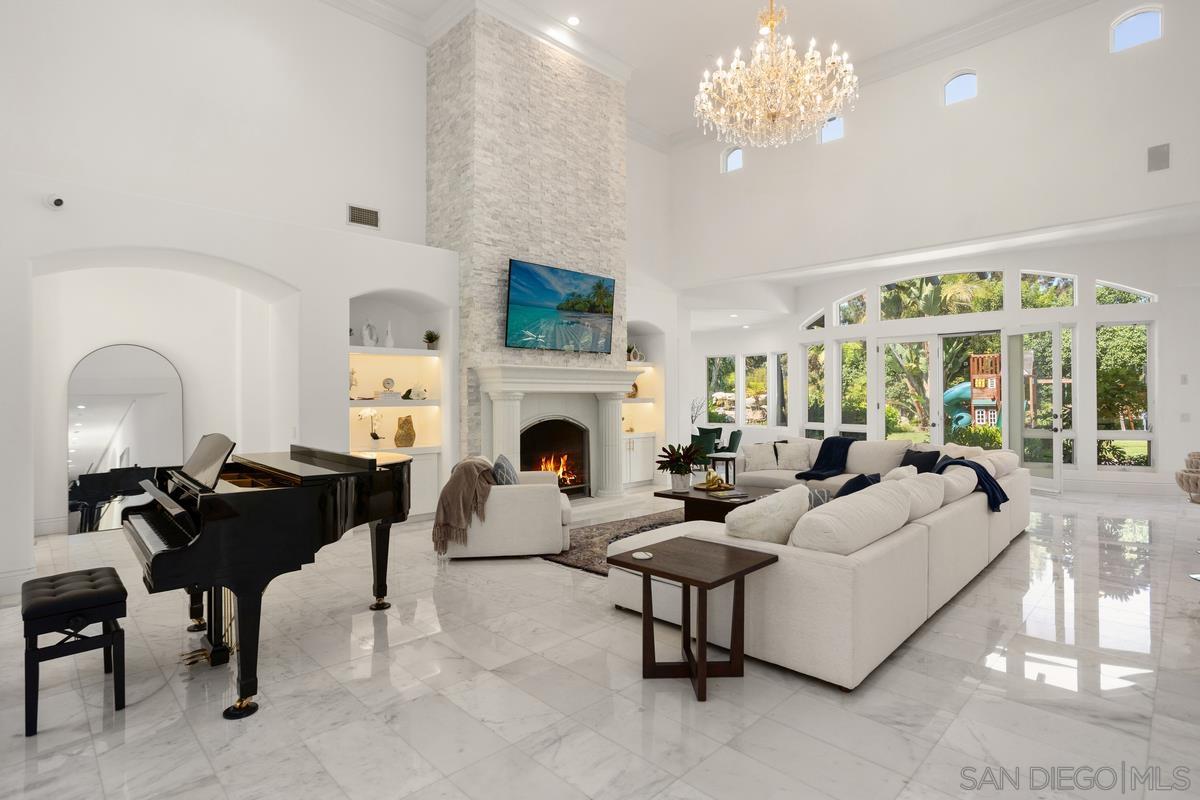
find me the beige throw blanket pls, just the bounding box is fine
[432,457,496,555]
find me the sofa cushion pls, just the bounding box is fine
[835,473,880,498]
[805,473,858,494]
[738,469,801,489]
[775,442,812,472]
[845,440,910,476]
[559,493,573,526]
[983,450,1019,477]
[884,465,918,482]
[726,485,811,545]
[968,456,997,477]
[492,454,519,485]
[899,473,944,521]
[900,449,940,474]
[743,443,778,472]
[789,482,912,556]
[941,466,977,504]
[913,443,987,460]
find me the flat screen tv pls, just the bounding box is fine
[505,259,615,353]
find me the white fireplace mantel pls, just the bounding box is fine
[475,364,644,497]
[475,364,643,396]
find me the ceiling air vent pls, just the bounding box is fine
[348,204,380,229]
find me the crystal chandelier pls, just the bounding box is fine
[694,0,859,148]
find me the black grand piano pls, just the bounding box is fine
[121,434,410,720]
[69,465,156,533]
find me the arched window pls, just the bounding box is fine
[837,292,867,325]
[880,272,1003,320]
[944,72,978,106]
[820,117,844,144]
[1112,8,1162,52]
[1021,272,1076,308]
[722,147,744,173]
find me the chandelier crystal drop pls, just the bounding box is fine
[694,0,858,148]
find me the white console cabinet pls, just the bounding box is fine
[621,433,656,485]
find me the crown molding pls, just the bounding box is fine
[627,119,672,154]
[317,0,427,46]
[322,0,632,83]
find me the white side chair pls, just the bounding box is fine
[444,471,571,558]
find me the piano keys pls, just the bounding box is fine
[121,434,411,719]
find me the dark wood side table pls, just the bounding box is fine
[652,485,776,522]
[607,537,777,701]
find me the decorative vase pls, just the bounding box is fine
[426,341,438,350]
[394,415,416,448]
[670,473,691,493]
[362,320,378,347]
[383,321,395,349]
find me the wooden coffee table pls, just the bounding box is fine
[608,537,777,701]
[653,485,776,522]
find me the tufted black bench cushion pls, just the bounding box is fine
[22,567,127,621]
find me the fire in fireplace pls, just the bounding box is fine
[521,418,589,496]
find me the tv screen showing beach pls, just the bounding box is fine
[505,260,615,353]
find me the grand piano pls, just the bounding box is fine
[121,434,411,719]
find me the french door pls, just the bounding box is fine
[878,337,942,446]
[1005,324,1067,494]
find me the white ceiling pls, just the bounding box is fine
[347,0,1093,144]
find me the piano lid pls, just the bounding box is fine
[232,445,399,485]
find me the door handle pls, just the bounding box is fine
[1051,427,1060,433]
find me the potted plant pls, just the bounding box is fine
[423,330,440,350]
[656,443,701,492]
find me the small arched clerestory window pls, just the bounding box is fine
[722,147,744,173]
[820,117,844,144]
[944,71,978,106]
[1111,7,1162,52]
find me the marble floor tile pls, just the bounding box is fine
[518,717,674,800]
[494,654,613,714]
[680,745,837,800]
[571,694,727,777]
[216,743,347,800]
[380,693,508,774]
[432,624,532,670]
[442,671,564,743]
[620,680,760,744]
[323,652,434,711]
[450,747,589,800]
[306,718,442,800]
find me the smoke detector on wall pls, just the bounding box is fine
[347,204,380,229]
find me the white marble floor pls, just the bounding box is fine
[2,490,1199,800]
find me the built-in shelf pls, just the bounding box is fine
[350,346,441,358]
[626,361,659,369]
[350,398,440,408]
[622,397,655,404]
[622,431,656,439]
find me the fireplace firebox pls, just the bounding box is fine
[521,418,589,497]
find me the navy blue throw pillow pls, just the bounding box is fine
[835,473,881,499]
[492,454,519,485]
[901,449,940,474]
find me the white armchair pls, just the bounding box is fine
[443,471,571,558]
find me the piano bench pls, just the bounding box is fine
[21,567,128,736]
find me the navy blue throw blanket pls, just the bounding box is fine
[934,457,1009,512]
[795,436,854,481]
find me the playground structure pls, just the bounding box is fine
[943,352,1003,434]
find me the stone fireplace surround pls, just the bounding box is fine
[476,365,642,497]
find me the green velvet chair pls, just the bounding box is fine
[717,429,742,454]
[690,429,720,457]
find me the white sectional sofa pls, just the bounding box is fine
[607,445,1030,689]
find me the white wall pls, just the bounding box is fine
[0,0,427,243]
[669,0,1200,286]
[627,140,674,286]
[0,174,459,593]
[34,268,273,533]
[685,233,1200,493]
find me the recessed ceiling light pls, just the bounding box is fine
[742,325,750,329]
[69,449,76,454]
[67,460,73,464]
[567,15,580,26]
[76,404,86,410]
[729,313,739,318]
[74,422,82,427]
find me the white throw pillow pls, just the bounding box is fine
[775,442,812,472]
[983,450,1019,477]
[726,484,811,544]
[743,442,778,472]
[941,466,977,504]
[942,443,986,459]
[899,473,944,521]
[883,465,918,482]
[788,482,911,556]
[845,440,911,476]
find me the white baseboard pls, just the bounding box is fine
[0,565,36,595]
[34,516,69,536]
[1062,477,1179,496]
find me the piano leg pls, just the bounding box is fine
[369,520,391,611]
[205,588,230,667]
[187,586,206,632]
[223,589,262,720]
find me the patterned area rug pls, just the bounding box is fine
[542,509,686,576]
